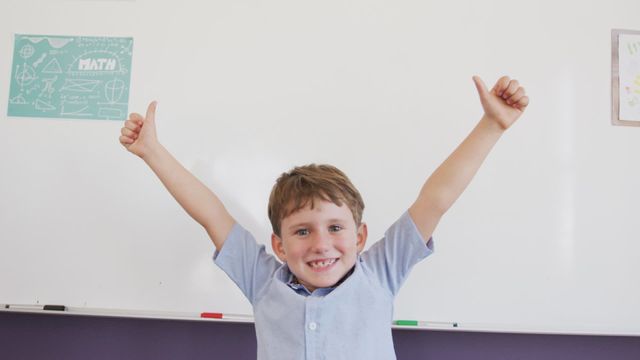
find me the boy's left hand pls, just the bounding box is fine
[473,75,529,130]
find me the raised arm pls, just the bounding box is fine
[119,102,235,251]
[408,76,529,242]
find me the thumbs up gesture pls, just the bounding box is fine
[119,101,160,159]
[473,76,529,130]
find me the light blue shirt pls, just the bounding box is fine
[214,211,433,360]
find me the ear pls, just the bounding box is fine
[356,222,368,253]
[271,233,287,262]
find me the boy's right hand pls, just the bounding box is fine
[119,101,159,159]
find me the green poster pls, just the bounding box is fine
[8,34,133,120]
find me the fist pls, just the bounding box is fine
[119,101,159,159]
[473,76,529,130]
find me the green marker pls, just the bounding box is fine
[395,320,419,326]
[394,320,459,327]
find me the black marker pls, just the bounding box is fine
[5,304,66,311]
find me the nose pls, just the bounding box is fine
[310,231,331,253]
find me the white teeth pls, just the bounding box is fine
[309,259,336,268]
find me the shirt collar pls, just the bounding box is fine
[283,263,356,296]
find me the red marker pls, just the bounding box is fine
[200,312,223,319]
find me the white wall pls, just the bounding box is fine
[1,0,639,335]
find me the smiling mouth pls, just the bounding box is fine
[307,258,338,271]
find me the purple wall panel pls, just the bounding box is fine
[394,328,640,360]
[1,312,639,359]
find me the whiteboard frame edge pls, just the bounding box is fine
[2,308,639,337]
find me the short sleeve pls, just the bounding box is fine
[213,223,282,304]
[360,211,434,296]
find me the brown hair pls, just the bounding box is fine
[268,164,365,236]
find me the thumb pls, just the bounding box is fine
[472,76,490,102]
[145,101,157,125]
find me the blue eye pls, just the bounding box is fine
[329,225,342,232]
[296,229,309,236]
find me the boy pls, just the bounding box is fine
[119,76,528,359]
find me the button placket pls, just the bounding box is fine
[305,296,322,359]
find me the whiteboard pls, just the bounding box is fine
[1,0,639,336]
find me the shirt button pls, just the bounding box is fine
[308,322,317,331]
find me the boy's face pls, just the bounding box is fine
[271,199,367,293]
